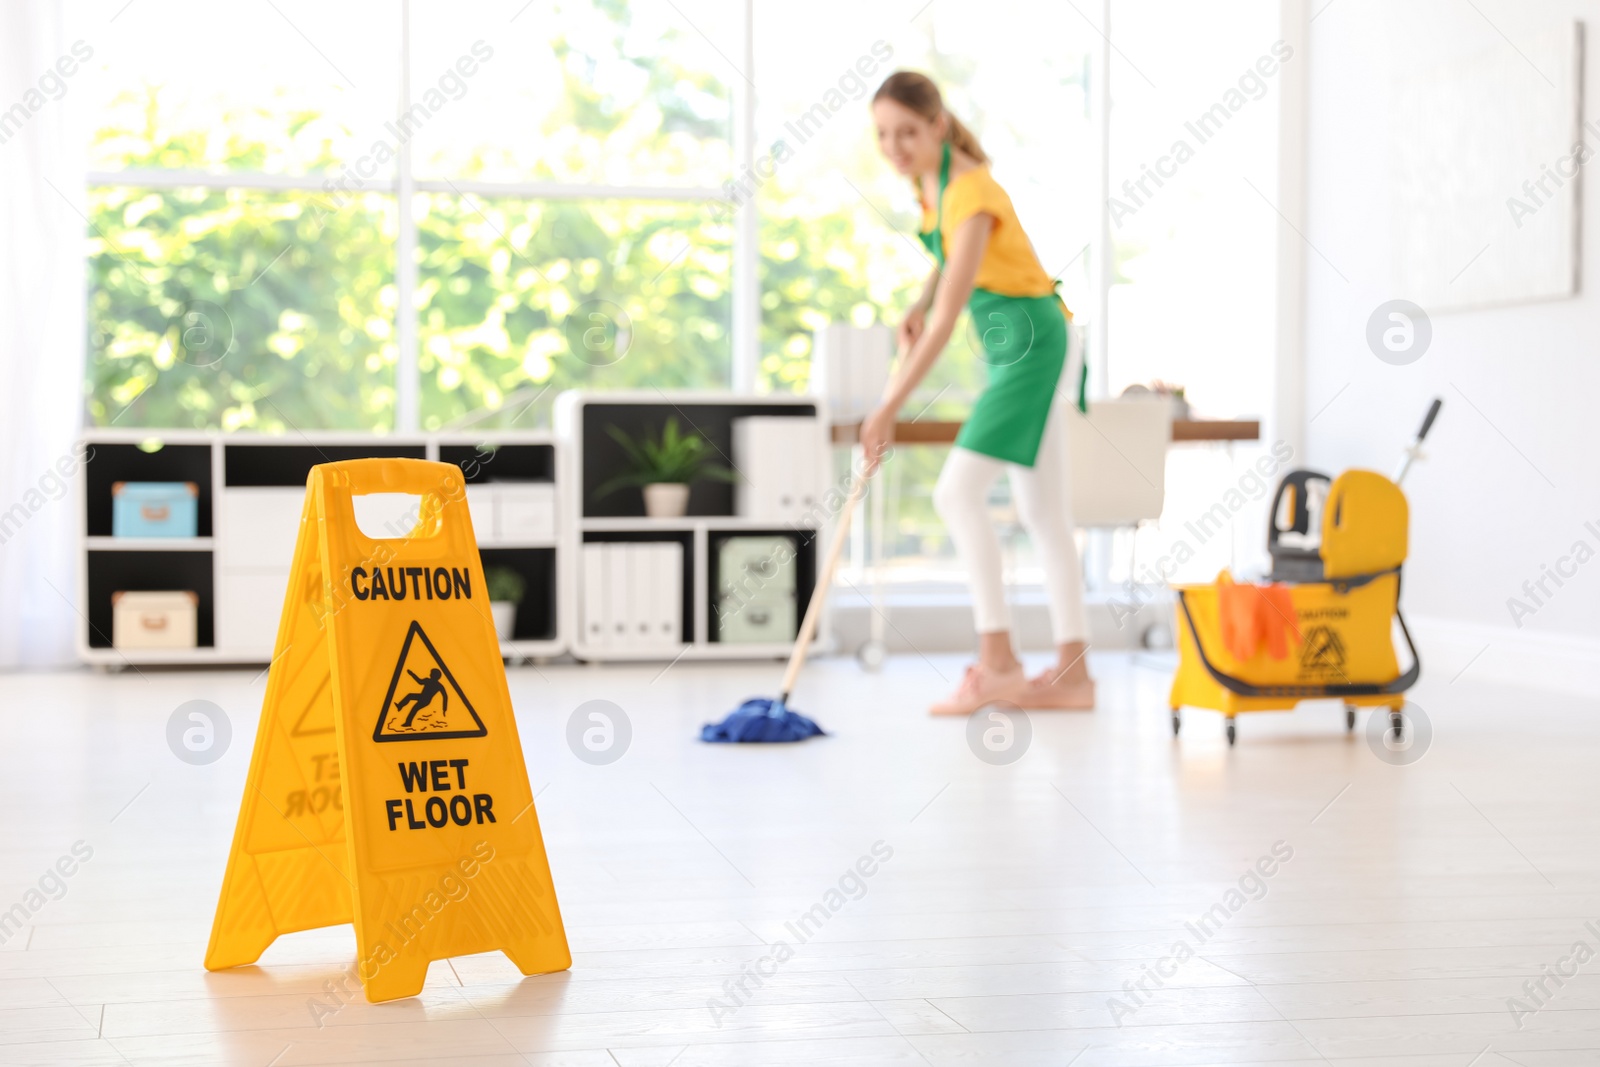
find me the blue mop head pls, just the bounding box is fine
[700,698,826,743]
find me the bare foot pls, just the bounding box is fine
[929,663,1026,716]
[1013,666,1095,710]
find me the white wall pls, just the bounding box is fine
[1304,0,1600,694]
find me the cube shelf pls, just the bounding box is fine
[76,394,831,667]
[77,429,564,668]
[555,391,828,663]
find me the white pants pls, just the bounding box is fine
[933,406,1088,644]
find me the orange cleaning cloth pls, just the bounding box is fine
[1216,573,1301,661]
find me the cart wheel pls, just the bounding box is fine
[1345,705,1356,731]
[1171,709,1181,737]
[1226,719,1237,746]
[856,641,887,672]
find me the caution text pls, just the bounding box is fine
[352,566,472,602]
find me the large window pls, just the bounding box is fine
[79,0,737,432]
[412,195,731,428]
[86,185,398,430]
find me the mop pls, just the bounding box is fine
[700,469,871,743]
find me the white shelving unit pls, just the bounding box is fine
[578,516,814,533]
[555,391,829,663]
[85,536,215,551]
[77,429,563,668]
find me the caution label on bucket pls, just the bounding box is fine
[205,458,568,1003]
[1298,624,1348,679]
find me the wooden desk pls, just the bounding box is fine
[830,418,1261,445]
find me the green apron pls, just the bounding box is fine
[918,143,1078,468]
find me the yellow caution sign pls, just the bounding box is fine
[205,458,568,1002]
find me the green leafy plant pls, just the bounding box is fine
[595,418,735,497]
[484,566,526,604]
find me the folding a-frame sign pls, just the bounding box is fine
[206,458,568,1002]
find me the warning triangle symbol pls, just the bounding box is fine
[373,621,487,743]
[290,673,334,737]
[1301,625,1346,670]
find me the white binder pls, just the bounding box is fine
[653,542,683,646]
[811,323,893,423]
[581,543,608,649]
[631,544,654,650]
[606,543,631,647]
[584,541,683,652]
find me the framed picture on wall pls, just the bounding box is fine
[1392,20,1584,311]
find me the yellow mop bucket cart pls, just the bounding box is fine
[1169,401,1438,744]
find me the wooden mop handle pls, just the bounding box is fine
[778,469,870,699]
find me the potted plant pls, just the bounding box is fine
[595,418,735,518]
[484,566,526,641]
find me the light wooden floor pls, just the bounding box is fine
[2,650,1598,1065]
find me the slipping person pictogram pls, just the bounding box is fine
[395,667,448,728]
[1299,625,1347,674]
[374,621,487,742]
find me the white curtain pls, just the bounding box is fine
[0,0,86,669]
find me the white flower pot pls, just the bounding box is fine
[490,600,517,641]
[643,482,690,518]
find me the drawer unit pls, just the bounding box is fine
[714,594,796,644]
[715,535,798,601]
[712,535,798,644]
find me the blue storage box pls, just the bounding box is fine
[112,481,199,538]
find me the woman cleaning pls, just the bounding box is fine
[860,71,1094,716]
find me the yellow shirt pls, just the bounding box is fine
[920,165,1059,300]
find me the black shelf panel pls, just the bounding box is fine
[441,444,555,484]
[85,443,213,538]
[580,402,817,519]
[707,529,816,643]
[223,443,427,487]
[478,548,557,642]
[581,530,695,641]
[86,550,215,649]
